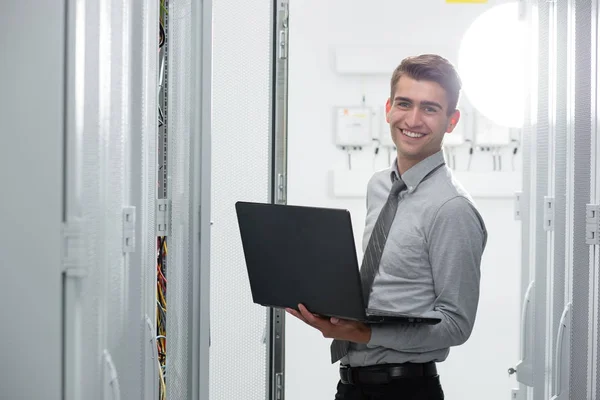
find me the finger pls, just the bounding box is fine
[297,304,318,324]
[286,308,308,324]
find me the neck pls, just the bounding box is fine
[396,149,440,175]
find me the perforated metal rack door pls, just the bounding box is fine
[518,0,535,394]
[570,1,593,400]
[126,0,160,399]
[64,1,158,399]
[166,1,194,399]
[104,2,138,396]
[209,0,274,399]
[78,1,110,397]
[67,0,130,398]
[592,0,600,398]
[549,0,569,397]
[533,2,551,399]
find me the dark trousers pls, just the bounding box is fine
[334,375,444,400]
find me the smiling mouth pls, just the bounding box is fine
[401,129,426,138]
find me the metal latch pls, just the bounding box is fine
[277,173,287,204]
[278,1,289,60]
[275,372,284,400]
[156,199,171,237]
[544,196,555,231]
[123,207,136,253]
[62,219,88,278]
[586,204,600,245]
[279,30,288,59]
[514,191,522,221]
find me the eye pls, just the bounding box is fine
[424,106,438,114]
[396,101,411,109]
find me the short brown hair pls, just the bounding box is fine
[390,54,462,115]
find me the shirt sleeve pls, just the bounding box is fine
[366,196,487,353]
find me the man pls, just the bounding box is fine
[286,54,488,399]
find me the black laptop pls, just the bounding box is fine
[235,201,441,325]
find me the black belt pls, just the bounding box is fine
[339,362,437,385]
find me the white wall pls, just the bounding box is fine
[285,1,522,399]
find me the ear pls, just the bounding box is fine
[385,98,391,123]
[446,109,461,133]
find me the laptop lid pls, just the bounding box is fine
[235,201,368,321]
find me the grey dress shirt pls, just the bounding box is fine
[341,151,488,366]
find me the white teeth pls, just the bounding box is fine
[402,130,425,138]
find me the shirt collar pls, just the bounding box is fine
[390,151,446,190]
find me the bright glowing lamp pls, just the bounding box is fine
[458,2,526,128]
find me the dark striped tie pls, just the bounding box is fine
[330,177,406,363]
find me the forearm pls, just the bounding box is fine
[366,304,477,352]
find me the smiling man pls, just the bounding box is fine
[287,54,488,399]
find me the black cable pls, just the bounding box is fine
[159,22,165,48]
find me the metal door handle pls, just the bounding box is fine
[516,281,534,386]
[550,303,571,400]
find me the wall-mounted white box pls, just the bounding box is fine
[335,106,373,147]
[475,115,512,146]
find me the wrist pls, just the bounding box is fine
[358,325,372,344]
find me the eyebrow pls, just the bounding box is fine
[394,96,444,110]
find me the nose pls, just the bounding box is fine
[405,108,422,128]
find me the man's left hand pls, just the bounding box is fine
[285,304,372,344]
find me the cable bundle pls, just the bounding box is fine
[157,236,168,399]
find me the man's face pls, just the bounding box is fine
[386,75,459,163]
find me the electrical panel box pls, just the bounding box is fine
[475,116,512,146]
[334,107,372,147]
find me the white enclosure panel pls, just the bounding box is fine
[532,2,550,400]
[114,0,160,399]
[570,1,594,400]
[75,0,109,397]
[69,0,132,398]
[62,1,144,398]
[189,1,213,398]
[167,1,195,399]
[595,4,600,388]
[67,1,160,399]
[128,0,160,399]
[0,2,64,399]
[547,0,569,398]
[592,0,600,398]
[210,0,274,399]
[516,3,536,395]
[161,1,213,398]
[103,4,134,397]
